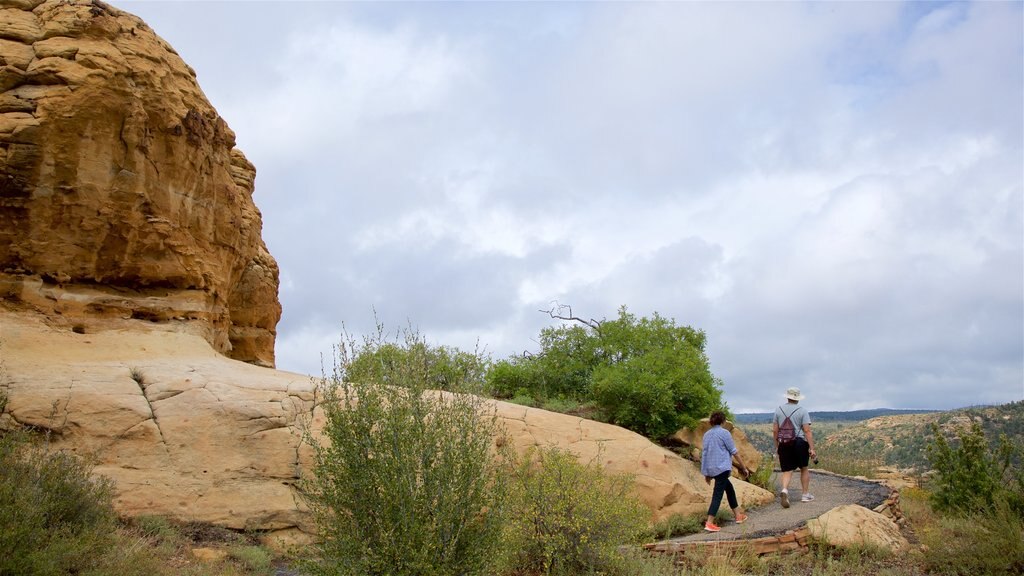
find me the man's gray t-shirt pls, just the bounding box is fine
[774,404,811,440]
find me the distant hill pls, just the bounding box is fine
[737,402,1023,473]
[734,408,939,424]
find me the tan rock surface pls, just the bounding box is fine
[670,418,764,475]
[806,504,909,552]
[1,310,773,537]
[0,0,280,367]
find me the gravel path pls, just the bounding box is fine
[664,470,892,543]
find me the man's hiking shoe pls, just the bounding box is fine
[735,513,748,524]
[704,521,721,532]
[780,491,790,508]
[801,493,815,502]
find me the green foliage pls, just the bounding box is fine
[647,512,703,541]
[504,446,650,575]
[228,546,273,574]
[925,421,1024,514]
[918,497,1024,576]
[301,327,512,576]
[745,453,775,492]
[0,429,118,576]
[346,332,490,394]
[488,306,724,440]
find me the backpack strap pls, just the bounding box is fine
[779,405,798,420]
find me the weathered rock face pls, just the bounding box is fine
[1,311,774,544]
[0,0,280,367]
[806,504,910,552]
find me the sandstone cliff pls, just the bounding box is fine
[0,0,280,366]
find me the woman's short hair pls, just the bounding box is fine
[709,411,726,426]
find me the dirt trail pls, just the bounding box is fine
[664,470,892,543]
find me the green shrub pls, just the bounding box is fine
[346,335,490,394]
[505,446,650,575]
[0,430,118,576]
[926,422,1024,514]
[488,306,725,442]
[647,512,703,541]
[301,327,512,576]
[229,545,273,574]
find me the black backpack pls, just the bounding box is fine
[776,406,799,445]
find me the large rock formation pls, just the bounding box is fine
[0,0,774,545]
[0,0,279,367]
[2,310,773,545]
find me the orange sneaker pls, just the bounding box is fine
[704,521,721,532]
[735,513,748,524]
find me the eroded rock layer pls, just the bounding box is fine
[0,0,280,366]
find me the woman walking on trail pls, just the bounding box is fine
[700,411,750,532]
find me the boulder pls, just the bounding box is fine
[0,0,280,367]
[806,504,910,552]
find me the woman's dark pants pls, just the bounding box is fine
[707,470,737,517]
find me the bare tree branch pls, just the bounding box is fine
[540,302,603,334]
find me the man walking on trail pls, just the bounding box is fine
[773,387,816,508]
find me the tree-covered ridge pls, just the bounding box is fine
[819,402,1023,472]
[734,408,941,424]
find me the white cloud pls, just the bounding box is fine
[116,0,1022,412]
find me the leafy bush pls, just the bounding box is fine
[488,306,725,441]
[925,421,1024,514]
[301,327,512,576]
[346,330,490,394]
[505,446,650,575]
[0,430,118,576]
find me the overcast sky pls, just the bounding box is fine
[118,1,1022,412]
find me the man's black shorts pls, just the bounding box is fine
[778,437,810,472]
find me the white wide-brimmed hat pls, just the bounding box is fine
[785,387,805,401]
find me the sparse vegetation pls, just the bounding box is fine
[904,486,1024,576]
[647,512,703,541]
[0,427,117,576]
[743,453,775,492]
[129,366,147,388]
[504,446,650,576]
[301,326,512,576]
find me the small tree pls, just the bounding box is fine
[926,421,1024,514]
[301,327,512,576]
[488,305,725,440]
